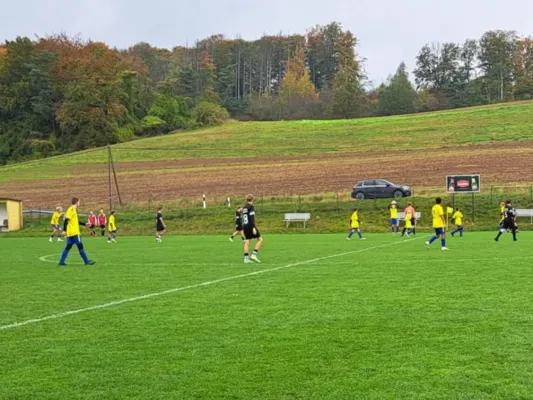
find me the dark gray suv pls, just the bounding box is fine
[351,179,412,200]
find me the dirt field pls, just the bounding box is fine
[2,141,531,208]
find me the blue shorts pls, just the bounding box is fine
[66,235,82,245]
[391,219,398,225]
[434,228,445,236]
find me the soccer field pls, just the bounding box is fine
[1,233,533,399]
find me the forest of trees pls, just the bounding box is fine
[0,22,532,164]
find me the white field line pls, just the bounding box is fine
[2,237,423,331]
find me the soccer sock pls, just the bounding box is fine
[495,231,503,240]
[429,236,437,244]
[408,228,413,235]
[460,227,464,237]
[79,249,89,264]
[441,238,446,247]
[244,252,249,260]
[253,249,259,256]
[358,232,363,239]
[348,230,355,239]
[391,226,394,232]
[402,228,407,236]
[396,226,400,233]
[512,231,517,240]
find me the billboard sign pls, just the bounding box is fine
[446,175,480,194]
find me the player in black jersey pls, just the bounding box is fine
[229,207,245,242]
[242,194,263,263]
[156,206,166,243]
[495,200,518,242]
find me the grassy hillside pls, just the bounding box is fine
[0,102,532,211]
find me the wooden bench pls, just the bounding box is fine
[515,209,533,223]
[397,212,421,221]
[284,213,311,228]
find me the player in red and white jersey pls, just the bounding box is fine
[98,210,107,237]
[87,211,97,237]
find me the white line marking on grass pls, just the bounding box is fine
[4,237,423,331]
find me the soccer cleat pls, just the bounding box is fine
[251,254,261,263]
[425,241,430,249]
[229,237,234,242]
[49,237,53,243]
[360,237,367,240]
[441,247,450,251]
[85,260,96,266]
[244,259,253,264]
[107,240,112,244]
[58,238,63,242]
[58,263,67,267]
[346,237,351,241]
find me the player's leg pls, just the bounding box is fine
[74,237,94,265]
[230,230,237,242]
[347,228,355,240]
[49,226,55,242]
[440,232,448,250]
[426,228,441,248]
[251,236,263,263]
[59,237,74,265]
[243,239,252,263]
[101,225,106,237]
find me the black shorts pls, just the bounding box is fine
[410,217,416,226]
[88,224,95,229]
[502,220,516,230]
[157,224,165,232]
[100,224,105,229]
[235,224,243,232]
[244,227,261,240]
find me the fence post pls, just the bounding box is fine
[298,195,302,212]
[336,192,339,212]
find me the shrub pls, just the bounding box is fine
[193,101,229,127]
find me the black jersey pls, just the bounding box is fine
[235,211,242,226]
[242,203,256,228]
[156,212,164,227]
[504,206,517,221]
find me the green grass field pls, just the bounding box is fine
[1,101,533,183]
[2,233,533,399]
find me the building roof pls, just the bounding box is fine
[0,198,22,202]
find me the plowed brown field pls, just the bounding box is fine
[2,141,531,208]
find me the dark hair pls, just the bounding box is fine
[436,197,442,204]
[111,210,115,214]
[506,200,512,205]
[353,208,358,212]
[157,206,163,211]
[71,197,79,205]
[456,207,460,211]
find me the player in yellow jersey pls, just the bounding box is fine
[451,208,464,237]
[388,201,400,233]
[107,211,117,243]
[49,206,63,243]
[58,198,95,266]
[425,197,449,251]
[401,211,414,237]
[346,208,366,240]
[499,202,505,230]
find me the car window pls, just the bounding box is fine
[356,181,363,187]
[364,180,376,186]
[375,180,388,186]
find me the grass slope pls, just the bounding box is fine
[2,233,533,399]
[1,101,533,181]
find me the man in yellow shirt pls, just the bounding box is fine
[451,208,464,237]
[346,208,366,240]
[388,201,399,233]
[107,211,117,243]
[59,198,95,266]
[49,206,63,243]
[425,197,449,251]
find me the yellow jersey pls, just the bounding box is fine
[51,212,61,225]
[351,212,359,228]
[389,205,398,218]
[432,204,445,228]
[500,206,505,221]
[108,215,116,231]
[65,206,80,237]
[452,211,463,226]
[405,213,413,228]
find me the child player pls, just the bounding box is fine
[425,197,449,251]
[98,210,107,237]
[346,208,366,240]
[229,207,244,242]
[87,211,97,237]
[401,209,414,237]
[49,206,63,242]
[107,211,117,243]
[156,206,166,243]
[451,208,464,237]
[388,201,400,233]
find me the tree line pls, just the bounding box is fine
[0,23,532,164]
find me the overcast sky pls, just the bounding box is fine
[2,0,532,86]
